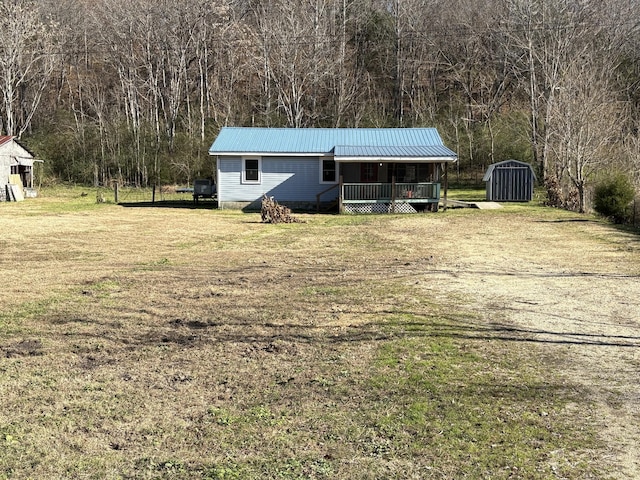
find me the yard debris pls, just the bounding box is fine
[261,195,302,223]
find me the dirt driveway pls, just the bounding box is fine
[396,211,640,477]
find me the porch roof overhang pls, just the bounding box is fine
[11,156,35,167]
[333,145,457,163]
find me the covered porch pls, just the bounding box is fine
[341,180,441,212]
[333,145,457,213]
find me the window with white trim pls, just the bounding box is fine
[242,157,261,184]
[320,158,337,183]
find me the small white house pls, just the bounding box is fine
[209,127,458,213]
[0,136,36,202]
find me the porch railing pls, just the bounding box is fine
[342,182,440,203]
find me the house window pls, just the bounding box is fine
[320,158,337,183]
[243,157,261,184]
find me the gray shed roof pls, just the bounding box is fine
[482,160,536,182]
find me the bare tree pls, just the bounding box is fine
[331,0,360,126]
[0,0,59,137]
[250,0,338,127]
[548,57,624,212]
[205,4,255,129]
[504,0,626,175]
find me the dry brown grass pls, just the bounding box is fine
[1,190,639,479]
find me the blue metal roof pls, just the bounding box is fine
[334,145,456,159]
[209,127,457,159]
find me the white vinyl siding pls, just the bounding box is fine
[218,156,341,203]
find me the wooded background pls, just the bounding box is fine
[3,0,640,212]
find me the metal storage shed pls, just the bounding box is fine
[483,160,536,202]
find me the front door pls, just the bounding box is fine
[360,162,378,183]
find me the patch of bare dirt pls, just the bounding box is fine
[405,213,640,478]
[2,339,43,358]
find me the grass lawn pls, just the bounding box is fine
[1,186,637,479]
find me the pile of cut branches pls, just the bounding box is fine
[261,195,301,223]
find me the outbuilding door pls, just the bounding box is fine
[492,165,532,201]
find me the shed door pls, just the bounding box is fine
[494,166,530,201]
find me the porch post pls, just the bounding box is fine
[339,174,344,214]
[443,162,449,211]
[391,163,396,213]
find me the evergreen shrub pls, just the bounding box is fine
[593,174,636,223]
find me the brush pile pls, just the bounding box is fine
[261,195,301,223]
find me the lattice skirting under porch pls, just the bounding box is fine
[343,202,417,214]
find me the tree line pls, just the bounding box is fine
[2,0,640,212]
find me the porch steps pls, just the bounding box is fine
[318,199,339,213]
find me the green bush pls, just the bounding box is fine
[593,174,636,223]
